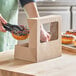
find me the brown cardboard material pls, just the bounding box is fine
[14,15,62,62]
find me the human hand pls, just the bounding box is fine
[0,14,7,32]
[40,25,51,42]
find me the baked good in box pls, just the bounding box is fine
[73,39,76,46]
[66,30,76,36]
[62,35,74,44]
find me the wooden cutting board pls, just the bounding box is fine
[62,44,76,53]
[0,49,76,76]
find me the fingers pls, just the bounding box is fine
[0,26,6,32]
[0,14,7,32]
[47,34,51,41]
[40,27,51,42]
[0,15,7,24]
[0,21,6,32]
[40,29,48,42]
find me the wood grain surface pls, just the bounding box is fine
[0,50,76,76]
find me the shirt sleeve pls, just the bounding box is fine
[19,0,35,7]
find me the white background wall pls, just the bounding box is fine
[56,0,76,2]
[36,0,76,2]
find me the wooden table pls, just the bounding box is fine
[0,50,76,76]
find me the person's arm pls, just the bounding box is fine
[19,0,39,18]
[19,0,51,42]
